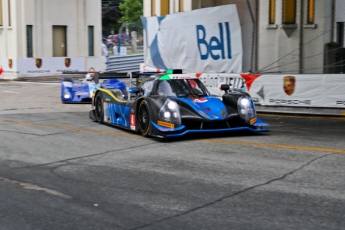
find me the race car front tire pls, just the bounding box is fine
[94,93,104,124]
[138,100,151,136]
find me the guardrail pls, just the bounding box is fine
[106,54,144,73]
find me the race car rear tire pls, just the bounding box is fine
[138,100,150,136]
[94,93,104,123]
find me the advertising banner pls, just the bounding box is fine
[1,57,85,76]
[141,4,242,73]
[245,74,345,108]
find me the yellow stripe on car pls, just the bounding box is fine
[250,117,257,125]
[97,88,126,103]
[157,120,175,128]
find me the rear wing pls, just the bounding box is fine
[62,69,183,86]
[62,71,141,86]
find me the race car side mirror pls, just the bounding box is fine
[220,84,230,93]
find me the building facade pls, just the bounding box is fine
[143,0,345,74]
[0,0,104,79]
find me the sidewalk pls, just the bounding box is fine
[256,105,345,117]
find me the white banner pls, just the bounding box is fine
[245,74,345,108]
[141,4,242,73]
[1,57,85,75]
[188,72,345,108]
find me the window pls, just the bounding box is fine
[282,0,296,24]
[7,0,10,26]
[179,0,183,12]
[161,0,169,16]
[27,25,33,57]
[269,0,275,24]
[151,0,155,16]
[307,0,315,24]
[88,26,94,56]
[0,0,3,26]
[141,80,154,96]
[336,22,344,47]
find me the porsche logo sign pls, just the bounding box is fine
[64,58,71,68]
[35,58,42,69]
[283,76,295,96]
[8,59,13,69]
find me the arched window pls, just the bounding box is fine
[282,0,296,24]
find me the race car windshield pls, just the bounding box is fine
[157,79,209,97]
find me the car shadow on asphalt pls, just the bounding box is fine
[154,130,271,143]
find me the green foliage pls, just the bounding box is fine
[102,6,121,34]
[118,0,143,23]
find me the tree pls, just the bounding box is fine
[118,0,143,24]
[102,6,122,35]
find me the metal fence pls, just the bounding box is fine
[106,54,144,72]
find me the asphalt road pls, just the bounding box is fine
[0,81,344,230]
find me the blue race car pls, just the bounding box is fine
[89,70,269,138]
[61,69,128,103]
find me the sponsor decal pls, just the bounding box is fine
[130,114,136,130]
[196,22,232,60]
[64,58,71,68]
[171,75,194,79]
[27,70,50,73]
[250,117,257,125]
[35,58,43,69]
[336,101,345,105]
[0,67,3,75]
[8,59,13,69]
[57,69,79,72]
[76,92,88,96]
[157,120,175,128]
[203,108,211,112]
[193,97,208,103]
[269,99,311,105]
[283,76,295,96]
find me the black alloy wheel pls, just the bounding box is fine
[138,100,150,136]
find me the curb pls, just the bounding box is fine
[256,105,345,117]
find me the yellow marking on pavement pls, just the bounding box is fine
[0,176,71,199]
[202,139,345,154]
[1,119,344,153]
[0,119,137,137]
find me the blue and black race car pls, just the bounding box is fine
[89,69,269,138]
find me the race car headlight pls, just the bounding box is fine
[159,99,181,125]
[237,94,256,125]
[64,89,71,99]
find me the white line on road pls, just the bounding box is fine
[3,91,19,93]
